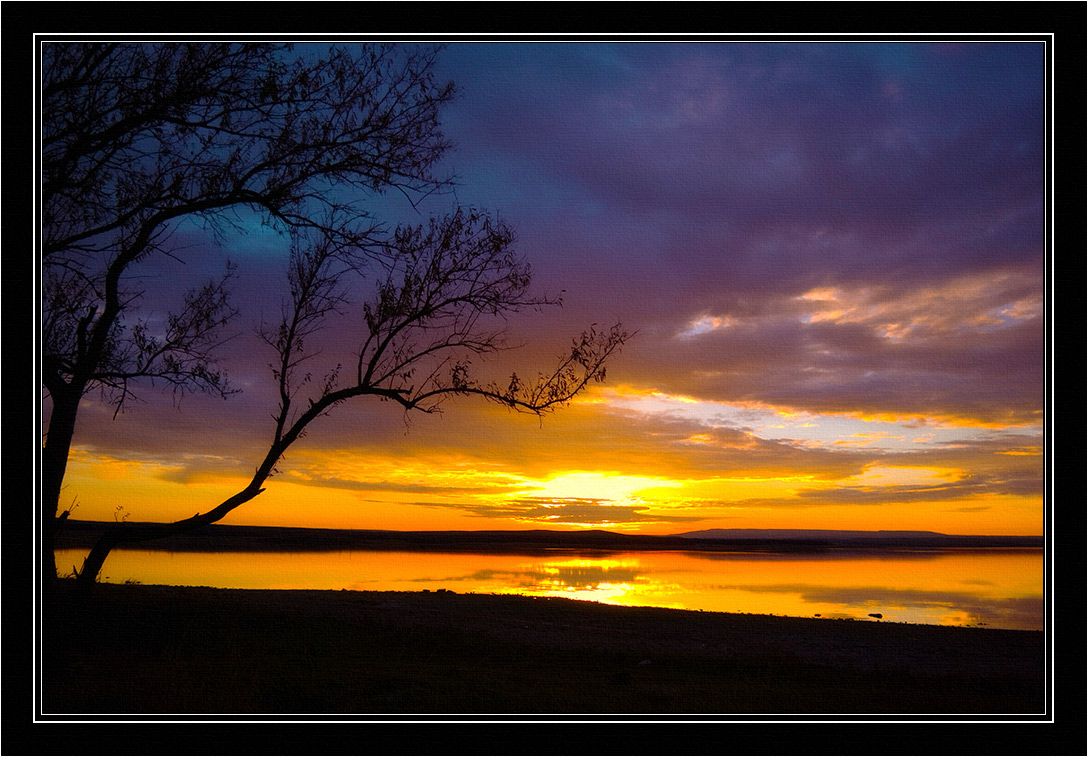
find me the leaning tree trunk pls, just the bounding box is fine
[73,396,339,592]
[74,481,270,593]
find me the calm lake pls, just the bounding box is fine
[56,548,1045,631]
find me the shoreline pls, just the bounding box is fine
[40,582,1046,716]
[53,520,1046,554]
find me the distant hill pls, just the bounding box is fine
[676,529,948,540]
[675,528,1043,548]
[54,520,1043,553]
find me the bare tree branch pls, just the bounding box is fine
[39,42,632,593]
[42,42,459,588]
[72,209,631,588]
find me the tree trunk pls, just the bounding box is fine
[76,530,121,592]
[73,483,269,593]
[42,384,84,591]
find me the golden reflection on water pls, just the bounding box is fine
[56,548,1044,630]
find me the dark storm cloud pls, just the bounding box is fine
[439,42,1042,269]
[419,42,1046,426]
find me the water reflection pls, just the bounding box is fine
[55,548,1044,630]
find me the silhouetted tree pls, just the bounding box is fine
[39,42,628,592]
[75,208,628,588]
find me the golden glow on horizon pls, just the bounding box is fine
[59,351,1043,540]
[61,436,1043,536]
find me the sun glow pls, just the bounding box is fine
[522,472,682,503]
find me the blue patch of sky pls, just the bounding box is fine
[171,208,292,260]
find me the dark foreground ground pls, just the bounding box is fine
[40,583,1046,716]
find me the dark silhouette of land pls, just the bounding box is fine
[54,520,1044,555]
[41,582,1045,715]
[43,523,1047,715]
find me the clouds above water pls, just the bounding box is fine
[56,41,1047,534]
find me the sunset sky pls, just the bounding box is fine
[53,41,1048,536]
